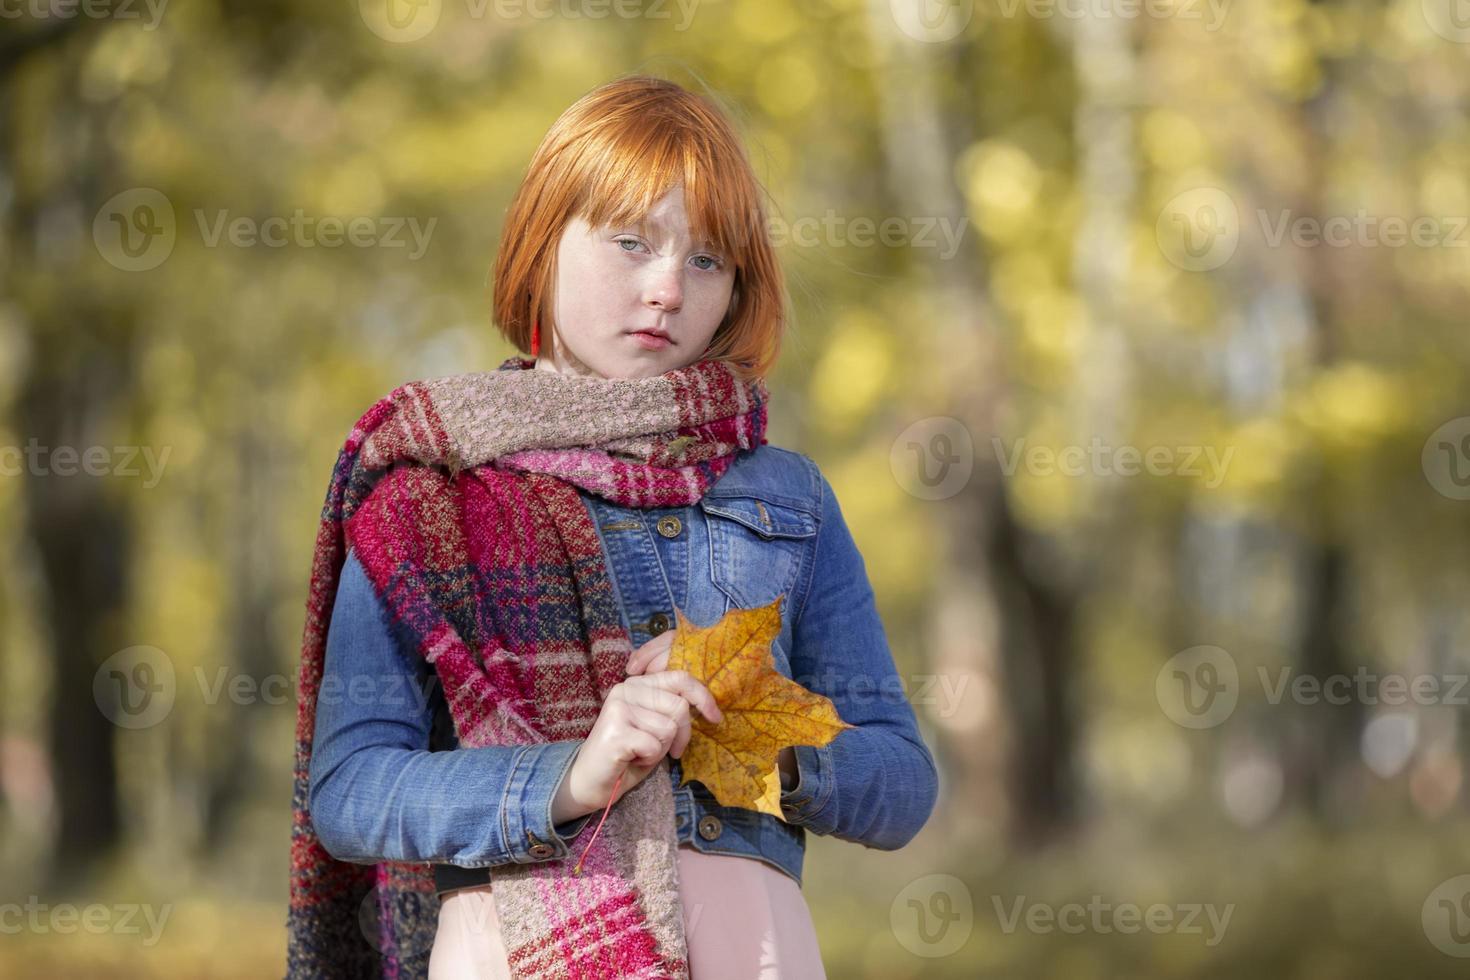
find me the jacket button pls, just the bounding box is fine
[697,815,723,840]
[649,612,670,635]
[529,842,554,859]
[656,516,683,538]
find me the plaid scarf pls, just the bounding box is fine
[286,355,769,979]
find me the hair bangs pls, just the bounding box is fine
[573,127,752,264]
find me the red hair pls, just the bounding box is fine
[490,74,787,383]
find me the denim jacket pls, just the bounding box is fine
[307,443,939,894]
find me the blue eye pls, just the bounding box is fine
[614,236,725,272]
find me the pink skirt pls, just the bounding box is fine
[428,844,826,979]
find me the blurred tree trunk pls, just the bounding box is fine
[0,18,84,75]
[5,28,127,885]
[204,402,282,847]
[1188,31,1361,817]
[1288,57,1362,817]
[1294,539,1357,811]
[17,351,132,884]
[863,4,1083,845]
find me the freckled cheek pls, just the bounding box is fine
[687,279,735,323]
[566,264,636,316]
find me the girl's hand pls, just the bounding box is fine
[558,633,723,818]
[625,628,799,789]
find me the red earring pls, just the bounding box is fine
[529,317,540,358]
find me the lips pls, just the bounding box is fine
[629,330,672,351]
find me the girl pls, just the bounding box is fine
[287,74,938,980]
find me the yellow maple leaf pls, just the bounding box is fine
[666,596,855,818]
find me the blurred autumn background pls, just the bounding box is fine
[5,0,1470,977]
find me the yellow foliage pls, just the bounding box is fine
[756,52,820,117]
[1212,417,1297,501]
[811,310,889,435]
[961,140,1043,244]
[1291,363,1408,451]
[1141,110,1210,172]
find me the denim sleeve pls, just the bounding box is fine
[307,548,596,867]
[779,469,940,850]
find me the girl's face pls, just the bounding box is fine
[535,183,736,380]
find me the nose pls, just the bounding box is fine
[642,262,683,315]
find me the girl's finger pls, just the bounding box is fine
[639,670,722,725]
[624,703,685,757]
[620,726,666,768]
[668,710,692,759]
[617,676,695,721]
[626,630,676,676]
[625,648,645,677]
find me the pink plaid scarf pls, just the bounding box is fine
[287,355,769,978]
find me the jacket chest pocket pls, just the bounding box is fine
[698,494,817,629]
